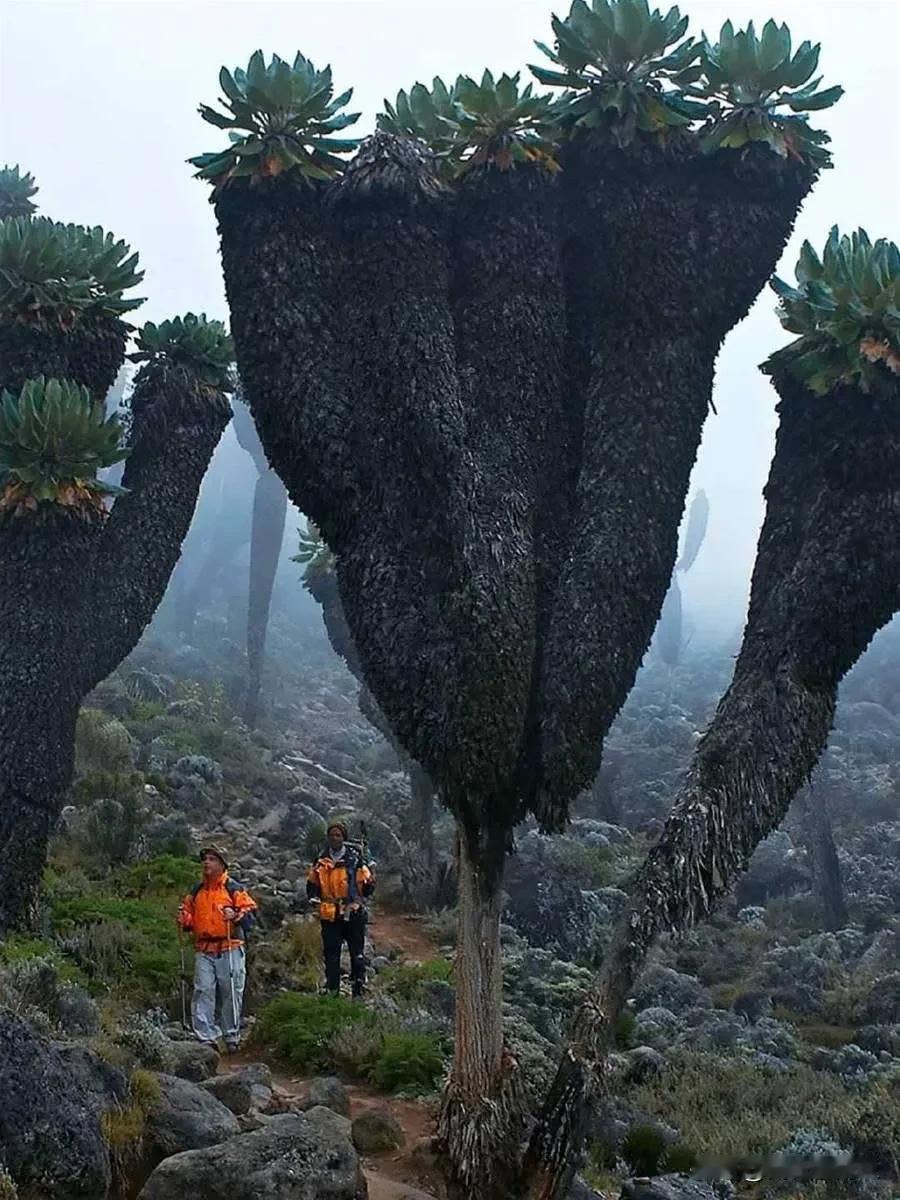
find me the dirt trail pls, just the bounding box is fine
[223,906,447,1198]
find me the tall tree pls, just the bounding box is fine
[0,185,233,930]
[192,12,837,1194]
[523,226,900,1199]
[231,393,288,727]
[796,786,848,931]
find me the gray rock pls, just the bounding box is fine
[54,1043,129,1112]
[620,1175,734,1200]
[0,1012,111,1198]
[214,1064,274,1113]
[201,1074,254,1116]
[351,1106,405,1153]
[164,1040,220,1083]
[144,1073,240,1158]
[138,1108,366,1199]
[305,1076,350,1117]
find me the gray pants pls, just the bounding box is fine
[192,947,245,1045]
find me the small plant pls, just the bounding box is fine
[75,710,134,776]
[690,20,842,164]
[377,958,453,1006]
[531,0,706,146]
[0,217,143,325]
[622,1123,668,1176]
[130,314,235,389]
[378,78,463,173]
[0,1163,18,1200]
[0,377,127,519]
[192,50,360,186]
[765,227,900,395]
[0,163,38,219]
[371,1032,446,1095]
[293,520,334,581]
[256,992,376,1071]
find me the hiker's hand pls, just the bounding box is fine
[348,902,361,914]
[222,905,238,921]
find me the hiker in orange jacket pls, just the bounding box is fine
[177,845,257,1050]
[306,821,374,997]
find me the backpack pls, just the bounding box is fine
[191,878,258,940]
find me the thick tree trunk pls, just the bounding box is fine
[521,372,900,1200]
[438,823,522,1200]
[797,788,848,931]
[534,138,815,824]
[0,313,127,399]
[244,467,288,727]
[0,518,97,933]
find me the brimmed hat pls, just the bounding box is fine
[326,821,349,839]
[199,845,229,868]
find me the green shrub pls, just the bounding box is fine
[377,958,453,1005]
[256,992,376,1072]
[663,1143,699,1174]
[613,1009,637,1050]
[371,1032,445,1095]
[76,709,134,775]
[621,1124,667,1176]
[303,824,327,862]
[114,856,197,899]
[0,1165,17,1199]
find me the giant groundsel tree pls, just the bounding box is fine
[0,173,233,930]
[193,8,851,1196]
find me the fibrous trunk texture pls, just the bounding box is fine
[244,466,287,727]
[0,362,229,931]
[521,371,900,1200]
[532,136,815,825]
[0,521,97,931]
[437,823,523,1200]
[0,314,127,399]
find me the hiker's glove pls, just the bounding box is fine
[221,905,239,921]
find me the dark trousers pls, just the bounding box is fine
[321,914,366,995]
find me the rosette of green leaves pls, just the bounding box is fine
[764,228,900,395]
[378,77,464,176]
[688,21,843,164]
[0,165,38,220]
[191,51,360,185]
[130,314,235,388]
[0,217,144,325]
[452,71,562,171]
[293,520,334,580]
[0,376,127,503]
[530,0,706,147]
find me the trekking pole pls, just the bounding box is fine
[178,929,190,1032]
[225,918,239,1042]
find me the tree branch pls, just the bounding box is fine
[80,361,230,692]
[521,373,900,1199]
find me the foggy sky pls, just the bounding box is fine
[2,0,898,637]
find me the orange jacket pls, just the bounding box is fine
[307,850,374,922]
[178,872,257,952]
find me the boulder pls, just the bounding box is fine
[201,1074,254,1116]
[0,1012,111,1198]
[351,1106,405,1154]
[144,1073,240,1159]
[164,1040,220,1083]
[305,1076,350,1118]
[621,1175,734,1200]
[54,1043,129,1112]
[138,1107,366,1199]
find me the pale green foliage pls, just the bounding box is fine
[765,227,900,394]
[379,72,561,175]
[130,313,235,388]
[689,20,843,164]
[0,377,127,513]
[192,50,360,185]
[0,217,143,325]
[293,519,334,580]
[531,0,706,146]
[0,164,38,220]
[0,1163,17,1199]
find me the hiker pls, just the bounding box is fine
[177,845,257,1051]
[307,821,375,998]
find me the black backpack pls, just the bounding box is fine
[191,878,258,940]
